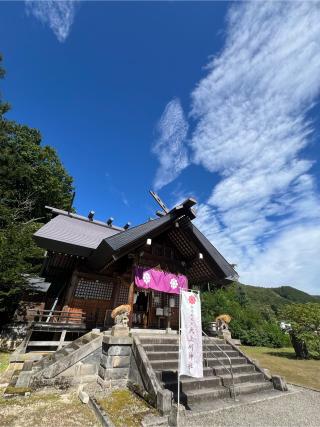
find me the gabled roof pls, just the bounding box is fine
[34,199,238,282]
[189,223,236,280]
[34,211,121,257]
[88,201,238,281]
[88,214,176,269]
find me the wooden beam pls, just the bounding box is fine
[57,329,67,350]
[28,341,72,347]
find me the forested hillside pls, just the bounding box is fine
[243,284,320,313]
[202,282,320,348]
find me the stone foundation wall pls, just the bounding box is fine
[98,336,133,383]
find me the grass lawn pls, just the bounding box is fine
[241,346,320,391]
[97,389,157,427]
[0,352,10,374]
[0,388,98,426]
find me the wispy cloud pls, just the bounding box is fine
[152,98,189,190]
[25,0,77,42]
[155,2,320,294]
[121,192,129,207]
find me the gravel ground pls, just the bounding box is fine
[181,386,320,427]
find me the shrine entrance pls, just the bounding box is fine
[131,287,180,330]
[132,289,150,328]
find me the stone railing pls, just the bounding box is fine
[129,335,173,415]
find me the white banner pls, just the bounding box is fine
[179,290,203,378]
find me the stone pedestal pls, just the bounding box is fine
[218,329,232,341]
[272,375,288,391]
[111,325,129,337]
[98,336,132,384]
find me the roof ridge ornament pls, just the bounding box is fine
[149,190,169,213]
[149,190,197,220]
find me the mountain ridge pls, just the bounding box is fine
[241,284,320,310]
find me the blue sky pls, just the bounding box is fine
[1,1,320,294]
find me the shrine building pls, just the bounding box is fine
[25,195,238,340]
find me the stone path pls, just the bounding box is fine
[181,385,320,426]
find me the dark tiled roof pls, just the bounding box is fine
[88,215,175,268]
[34,202,238,281]
[105,215,173,251]
[190,223,238,280]
[34,214,120,256]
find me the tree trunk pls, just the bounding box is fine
[290,331,309,359]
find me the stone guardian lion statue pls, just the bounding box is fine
[111,304,131,327]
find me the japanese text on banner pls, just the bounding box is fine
[179,290,203,378]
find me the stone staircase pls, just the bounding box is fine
[140,335,273,410]
[13,330,103,389]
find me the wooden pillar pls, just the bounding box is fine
[128,280,135,327]
[63,269,78,307]
[110,278,120,310]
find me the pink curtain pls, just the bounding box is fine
[134,266,188,295]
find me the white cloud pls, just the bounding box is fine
[25,1,76,42]
[152,98,189,190]
[152,2,320,294]
[240,225,320,296]
[191,2,320,294]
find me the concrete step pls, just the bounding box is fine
[184,380,271,406]
[151,356,247,371]
[220,372,264,386]
[155,366,214,382]
[205,357,248,368]
[139,337,226,345]
[146,351,178,361]
[142,343,233,353]
[163,375,222,393]
[146,350,240,361]
[139,337,179,345]
[233,381,274,395]
[214,363,255,375]
[203,350,239,358]
[183,386,230,405]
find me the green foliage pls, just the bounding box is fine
[0,121,74,223]
[242,285,288,315]
[273,286,320,304]
[202,284,290,348]
[0,204,44,322]
[0,54,74,323]
[281,303,320,359]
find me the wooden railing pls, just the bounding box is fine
[27,309,86,325]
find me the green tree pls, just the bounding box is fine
[0,203,44,323]
[281,303,320,359]
[202,284,289,348]
[236,284,249,307]
[0,54,74,323]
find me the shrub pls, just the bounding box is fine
[201,285,290,348]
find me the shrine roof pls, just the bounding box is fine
[34,211,121,257]
[33,199,238,282]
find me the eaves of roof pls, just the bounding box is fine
[88,214,176,270]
